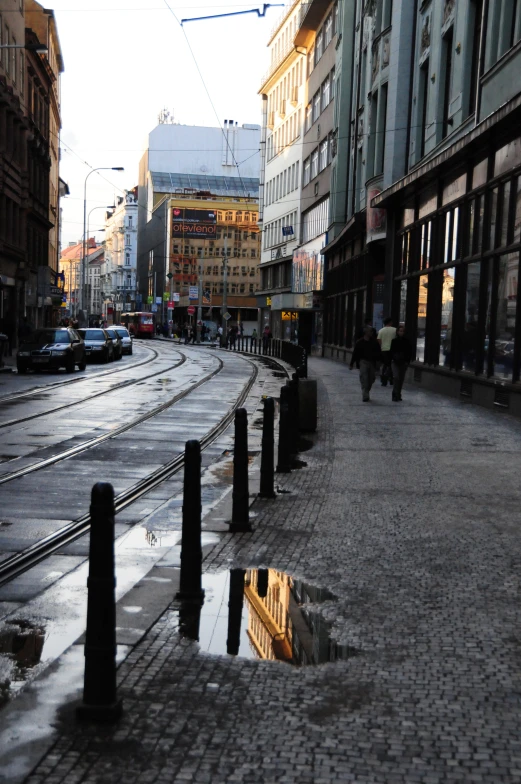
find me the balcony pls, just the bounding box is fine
[259,37,299,92]
[295,0,330,46]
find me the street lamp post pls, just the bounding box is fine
[84,206,114,321]
[81,167,123,323]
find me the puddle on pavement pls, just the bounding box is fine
[176,569,352,666]
[0,619,46,706]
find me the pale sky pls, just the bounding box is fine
[53,0,288,247]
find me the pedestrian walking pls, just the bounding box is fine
[252,328,258,340]
[349,325,382,402]
[229,325,238,349]
[356,318,377,341]
[262,325,272,351]
[377,317,397,386]
[390,324,412,402]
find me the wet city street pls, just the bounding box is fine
[2,353,521,783]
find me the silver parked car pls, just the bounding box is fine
[112,326,133,355]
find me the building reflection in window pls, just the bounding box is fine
[440,268,455,366]
[462,262,480,372]
[493,252,519,379]
[399,279,407,324]
[417,274,428,362]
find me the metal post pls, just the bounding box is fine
[221,236,228,347]
[287,375,300,456]
[260,397,276,498]
[230,408,252,532]
[226,569,246,655]
[276,385,292,473]
[77,482,122,722]
[196,262,202,344]
[176,440,205,604]
[257,569,269,598]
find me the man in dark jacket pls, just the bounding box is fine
[349,325,382,402]
[390,324,413,402]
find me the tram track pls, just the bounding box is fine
[0,340,161,406]
[0,353,260,588]
[0,345,186,431]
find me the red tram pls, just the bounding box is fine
[120,312,155,338]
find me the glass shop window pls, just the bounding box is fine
[462,262,481,373]
[417,274,428,362]
[493,252,519,380]
[439,268,455,367]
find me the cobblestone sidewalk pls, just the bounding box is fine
[22,358,521,783]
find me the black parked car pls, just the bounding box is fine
[104,327,123,360]
[17,328,87,374]
[77,328,114,363]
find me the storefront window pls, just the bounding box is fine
[421,222,432,269]
[489,187,499,249]
[500,181,511,247]
[417,274,428,362]
[401,232,410,275]
[514,177,521,244]
[493,252,519,379]
[399,279,407,324]
[440,268,455,366]
[483,259,493,376]
[462,262,480,373]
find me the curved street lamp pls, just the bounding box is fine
[81,168,123,320]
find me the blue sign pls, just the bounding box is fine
[62,294,67,302]
[282,226,294,236]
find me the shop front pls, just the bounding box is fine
[375,114,521,413]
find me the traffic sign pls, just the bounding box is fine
[167,301,174,309]
[187,305,195,315]
[167,272,173,279]
[173,293,180,302]
[189,286,198,300]
[223,312,232,320]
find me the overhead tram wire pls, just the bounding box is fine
[162,0,254,199]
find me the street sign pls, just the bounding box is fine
[197,320,203,326]
[187,305,195,315]
[189,286,198,300]
[155,296,162,305]
[167,301,174,309]
[224,312,232,321]
[173,293,180,302]
[163,292,169,301]
[167,272,173,279]
[151,304,158,313]
[282,226,294,236]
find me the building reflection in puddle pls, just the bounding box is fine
[177,569,350,666]
[0,620,46,704]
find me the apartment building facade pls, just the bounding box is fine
[258,0,305,342]
[101,188,138,322]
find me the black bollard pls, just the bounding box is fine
[176,440,205,604]
[276,385,292,473]
[77,483,122,722]
[257,568,269,598]
[287,376,300,457]
[230,408,252,532]
[227,569,246,655]
[178,601,202,641]
[260,397,276,498]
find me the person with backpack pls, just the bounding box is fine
[390,324,413,402]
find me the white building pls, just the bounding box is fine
[87,252,104,317]
[101,189,138,323]
[258,0,306,341]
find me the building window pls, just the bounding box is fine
[441,27,454,139]
[418,58,430,160]
[303,156,311,186]
[312,90,321,123]
[128,216,133,228]
[319,138,329,172]
[324,13,333,47]
[321,76,330,111]
[315,29,324,64]
[311,148,319,179]
[305,102,312,132]
[466,0,483,117]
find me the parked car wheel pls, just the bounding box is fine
[78,357,87,371]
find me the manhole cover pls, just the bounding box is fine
[176,569,353,666]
